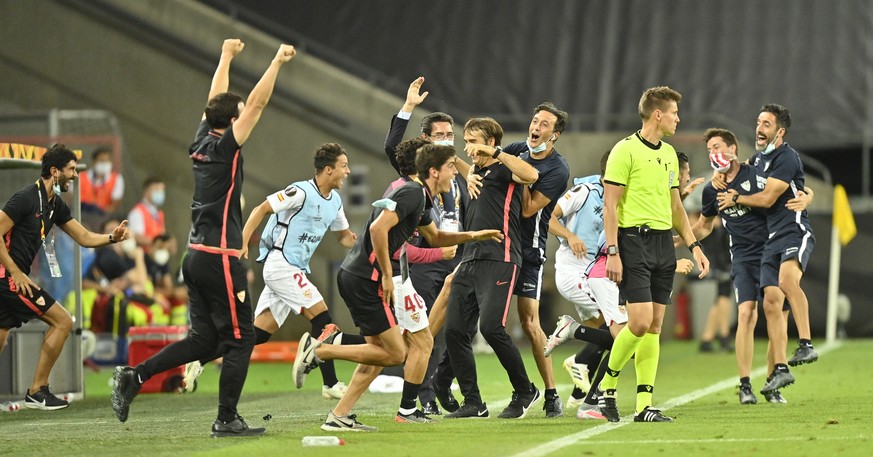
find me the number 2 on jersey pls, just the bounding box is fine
[292,273,309,288]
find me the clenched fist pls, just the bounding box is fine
[275,44,297,63]
[222,39,245,57]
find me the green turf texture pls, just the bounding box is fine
[1,340,871,457]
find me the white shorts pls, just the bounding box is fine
[555,268,600,322]
[588,277,627,326]
[392,276,429,333]
[254,255,324,327]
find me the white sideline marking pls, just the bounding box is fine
[573,435,868,445]
[510,341,842,457]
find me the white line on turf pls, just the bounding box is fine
[567,435,869,445]
[510,341,842,457]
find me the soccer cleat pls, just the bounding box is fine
[760,370,795,394]
[317,323,340,344]
[445,402,489,419]
[566,393,586,410]
[787,344,818,366]
[111,366,141,422]
[395,409,436,423]
[597,387,620,422]
[433,381,460,413]
[23,385,69,411]
[181,361,203,393]
[322,381,348,400]
[738,384,758,405]
[543,394,563,418]
[576,402,606,420]
[562,356,591,393]
[498,384,542,419]
[292,332,323,389]
[633,406,674,422]
[764,390,788,404]
[421,401,442,416]
[211,415,266,437]
[321,410,378,432]
[544,315,578,357]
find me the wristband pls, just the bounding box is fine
[492,146,502,159]
[688,240,702,253]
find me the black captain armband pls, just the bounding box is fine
[688,241,702,253]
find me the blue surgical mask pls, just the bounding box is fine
[527,134,554,154]
[52,174,61,194]
[758,133,780,155]
[434,140,454,147]
[151,190,166,207]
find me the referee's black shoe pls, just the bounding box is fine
[597,387,620,422]
[433,381,460,413]
[111,366,141,423]
[633,407,674,422]
[211,415,266,437]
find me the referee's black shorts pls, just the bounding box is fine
[617,227,676,305]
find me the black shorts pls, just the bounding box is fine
[731,260,762,305]
[617,227,676,304]
[716,277,733,298]
[760,227,815,289]
[337,268,395,337]
[513,260,544,300]
[183,248,254,343]
[0,276,58,329]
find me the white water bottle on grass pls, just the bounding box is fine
[302,436,344,446]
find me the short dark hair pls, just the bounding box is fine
[760,103,792,132]
[395,137,429,176]
[703,128,738,150]
[533,102,568,133]
[639,86,682,121]
[676,151,690,167]
[91,146,112,161]
[599,150,611,176]
[420,112,454,136]
[205,92,244,129]
[415,144,455,180]
[314,143,347,172]
[41,144,78,178]
[463,117,504,147]
[143,176,164,188]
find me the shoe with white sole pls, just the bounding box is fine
[544,315,579,357]
[182,361,203,393]
[322,381,348,400]
[292,332,323,389]
[562,355,591,393]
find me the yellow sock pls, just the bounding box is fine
[634,332,660,413]
[599,326,643,391]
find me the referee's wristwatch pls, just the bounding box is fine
[607,245,619,256]
[688,241,702,253]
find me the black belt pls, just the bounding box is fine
[619,225,671,237]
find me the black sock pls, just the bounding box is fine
[740,376,750,386]
[775,363,789,372]
[571,387,585,399]
[254,327,272,345]
[545,388,558,400]
[573,325,614,349]
[400,381,421,410]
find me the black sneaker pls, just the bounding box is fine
[787,344,818,366]
[23,385,69,411]
[764,390,788,404]
[432,381,460,413]
[597,388,620,422]
[444,402,489,419]
[718,335,735,352]
[699,341,714,353]
[633,406,674,422]
[211,415,266,437]
[738,384,758,405]
[498,384,542,419]
[421,400,442,416]
[543,394,563,418]
[111,366,141,422]
[394,409,436,423]
[760,369,795,394]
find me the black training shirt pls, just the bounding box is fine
[1,181,73,276]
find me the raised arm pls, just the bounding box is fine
[206,39,245,107]
[231,44,297,146]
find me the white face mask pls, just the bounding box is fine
[151,189,166,207]
[433,140,454,147]
[153,249,170,266]
[52,174,61,195]
[757,131,780,155]
[527,134,555,154]
[94,162,113,177]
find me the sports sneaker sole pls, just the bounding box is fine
[23,401,68,411]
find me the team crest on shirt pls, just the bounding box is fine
[236,290,246,302]
[741,180,751,192]
[303,289,312,299]
[411,312,421,324]
[36,296,46,307]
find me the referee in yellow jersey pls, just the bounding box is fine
[597,86,709,422]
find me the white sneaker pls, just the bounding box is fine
[368,375,404,393]
[293,332,323,389]
[576,402,606,420]
[182,361,203,393]
[563,355,590,392]
[322,381,348,400]
[545,315,578,357]
[321,410,378,432]
[566,394,586,410]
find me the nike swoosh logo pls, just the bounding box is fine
[496,281,508,286]
[477,409,487,416]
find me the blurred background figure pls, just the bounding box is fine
[79,146,125,217]
[127,177,166,251]
[698,216,734,353]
